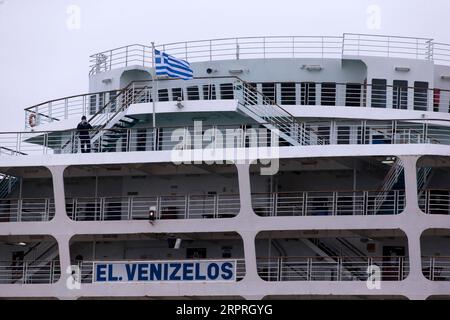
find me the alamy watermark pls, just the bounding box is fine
[366,4,382,30]
[66,265,81,290]
[169,121,280,176]
[66,4,81,30]
[366,265,382,290]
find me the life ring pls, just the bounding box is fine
[28,114,37,128]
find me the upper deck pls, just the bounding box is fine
[89,33,450,75]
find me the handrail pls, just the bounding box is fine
[88,33,450,77]
[251,189,406,195]
[22,76,450,130]
[23,79,450,114]
[3,119,450,156]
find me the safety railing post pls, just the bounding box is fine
[128,197,133,220]
[185,195,189,219]
[20,262,27,284]
[17,199,23,222]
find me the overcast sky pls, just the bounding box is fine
[0,0,449,131]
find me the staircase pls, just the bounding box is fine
[302,238,368,280]
[98,115,140,152]
[0,174,18,199]
[374,159,404,214]
[13,242,59,284]
[235,80,319,146]
[62,82,148,153]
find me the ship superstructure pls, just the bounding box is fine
[1,34,450,299]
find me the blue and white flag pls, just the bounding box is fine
[155,50,194,80]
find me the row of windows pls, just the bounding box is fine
[88,81,443,115]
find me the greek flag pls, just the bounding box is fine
[155,50,194,80]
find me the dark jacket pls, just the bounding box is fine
[77,121,93,139]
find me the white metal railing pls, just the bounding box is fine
[3,257,450,284]
[3,119,450,156]
[419,189,450,215]
[257,256,409,282]
[252,190,405,217]
[423,257,450,281]
[24,78,450,129]
[0,198,55,222]
[88,34,450,76]
[65,194,240,221]
[0,260,60,284]
[342,33,434,60]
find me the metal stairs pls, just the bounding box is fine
[62,81,150,153]
[235,79,319,146]
[374,159,404,214]
[302,238,368,280]
[0,174,18,199]
[98,115,140,152]
[13,242,59,284]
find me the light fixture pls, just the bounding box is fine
[301,65,323,71]
[16,242,27,246]
[102,78,113,84]
[148,206,157,224]
[441,75,450,81]
[395,67,411,72]
[382,157,396,164]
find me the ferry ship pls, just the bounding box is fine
[1,33,450,300]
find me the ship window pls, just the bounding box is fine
[109,91,117,112]
[434,89,441,112]
[158,89,169,102]
[321,83,336,106]
[337,126,351,144]
[346,83,362,107]
[172,88,184,101]
[280,83,296,105]
[220,83,234,99]
[136,129,147,152]
[187,86,200,100]
[89,95,97,115]
[203,84,216,100]
[414,81,429,111]
[99,93,105,113]
[393,80,408,110]
[262,83,276,102]
[244,83,257,105]
[301,82,316,105]
[371,79,387,108]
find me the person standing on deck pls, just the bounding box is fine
[77,116,93,153]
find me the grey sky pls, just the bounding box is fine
[0,0,449,131]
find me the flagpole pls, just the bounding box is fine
[151,42,157,128]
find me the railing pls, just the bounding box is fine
[0,260,60,284]
[0,198,55,222]
[24,77,450,129]
[3,257,450,284]
[342,33,434,60]
[65,194,240,221]
[90,37,343,74]
[3,119,450,156]
[257,256,409,281]
[252,190,405,217]
[89,34,450,76]
[419,189,450,215]
[423,257,450,281]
